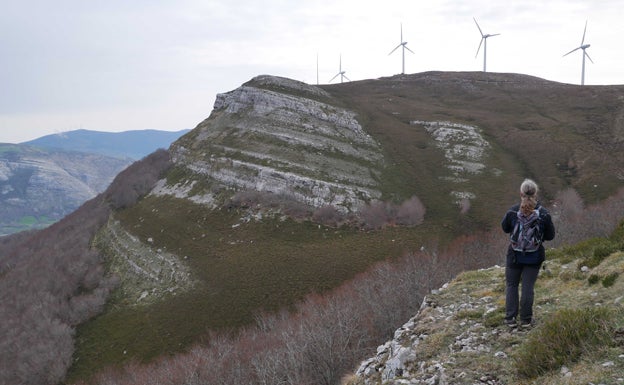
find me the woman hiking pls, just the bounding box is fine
[501,178,555,328]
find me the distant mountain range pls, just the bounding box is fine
[22,129,190,160]
[1,129,189,235]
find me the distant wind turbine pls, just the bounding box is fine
[473,18,500,72]
[316,53,319,85]
[329,55,350,83]
[388,23,414,74]
[563,20,593,86]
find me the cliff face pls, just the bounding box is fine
[0,145,131,235]
[160,75,385,211]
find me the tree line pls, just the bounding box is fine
[0,149,172,385]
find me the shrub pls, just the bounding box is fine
[395,196,426,226]
[577,242,619,269]
[513,307,615,378]
[312,205,345,227]
[587,274,601,285]
[358,200,391,230]
[602,272,619,288]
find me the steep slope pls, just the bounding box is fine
[348,233,624,385]
[0,144,131,235]
[23,129,190,160]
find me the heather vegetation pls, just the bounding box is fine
[68,185,624,385]
[73,234,497,385]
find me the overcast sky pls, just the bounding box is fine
[1,0,623,143]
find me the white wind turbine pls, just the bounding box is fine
[329,55,350,83]
[473,18,500,72]
[388,23,414,74]
[563,20,593,86]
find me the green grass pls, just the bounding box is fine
[513,307,617,378]
[68,195,442,381]
[546,235,624,267]
[18,216,39,226]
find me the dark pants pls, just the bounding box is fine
[505,263,541,323]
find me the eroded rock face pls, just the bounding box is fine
[0,146,131,235]
[162,75,386,211]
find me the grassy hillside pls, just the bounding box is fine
[348,222,624,384]
[68,72,624,382]
[324,72,624,213]
[69,196,443,380]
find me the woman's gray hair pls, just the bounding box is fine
[520,178,539,197]
[520,179,539,215]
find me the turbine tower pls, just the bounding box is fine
[563,20,593,86]
[388,23,414,74]
[473,18,500,72]
[329,55,350,83]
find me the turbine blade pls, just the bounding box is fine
[405,45,415,54]
[473,17,483,36]
[585,50,594,64]
[490,33,501,37]
[475,37,484,58]
[389,44,402,55]
[581,20,588,45]
[343,74,351,82]
[563,46,581,57]
[329,73,340,82]
[400,23,403,42]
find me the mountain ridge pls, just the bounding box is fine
[2,71,624,385]
[22,128,190,160]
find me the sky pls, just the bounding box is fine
[1,0,623,144]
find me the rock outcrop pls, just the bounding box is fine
[161,75,385,211]
[349,251,624,385]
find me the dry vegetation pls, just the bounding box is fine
[0,150,171,385]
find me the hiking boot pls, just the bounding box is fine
[504,319,517,328]
[519,320,533,329]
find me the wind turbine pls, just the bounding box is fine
[329,55,350,83]
[388,23,414,74]
[563,20,593,86]
[473,18,500,72]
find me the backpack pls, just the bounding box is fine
[510,208,543,253]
